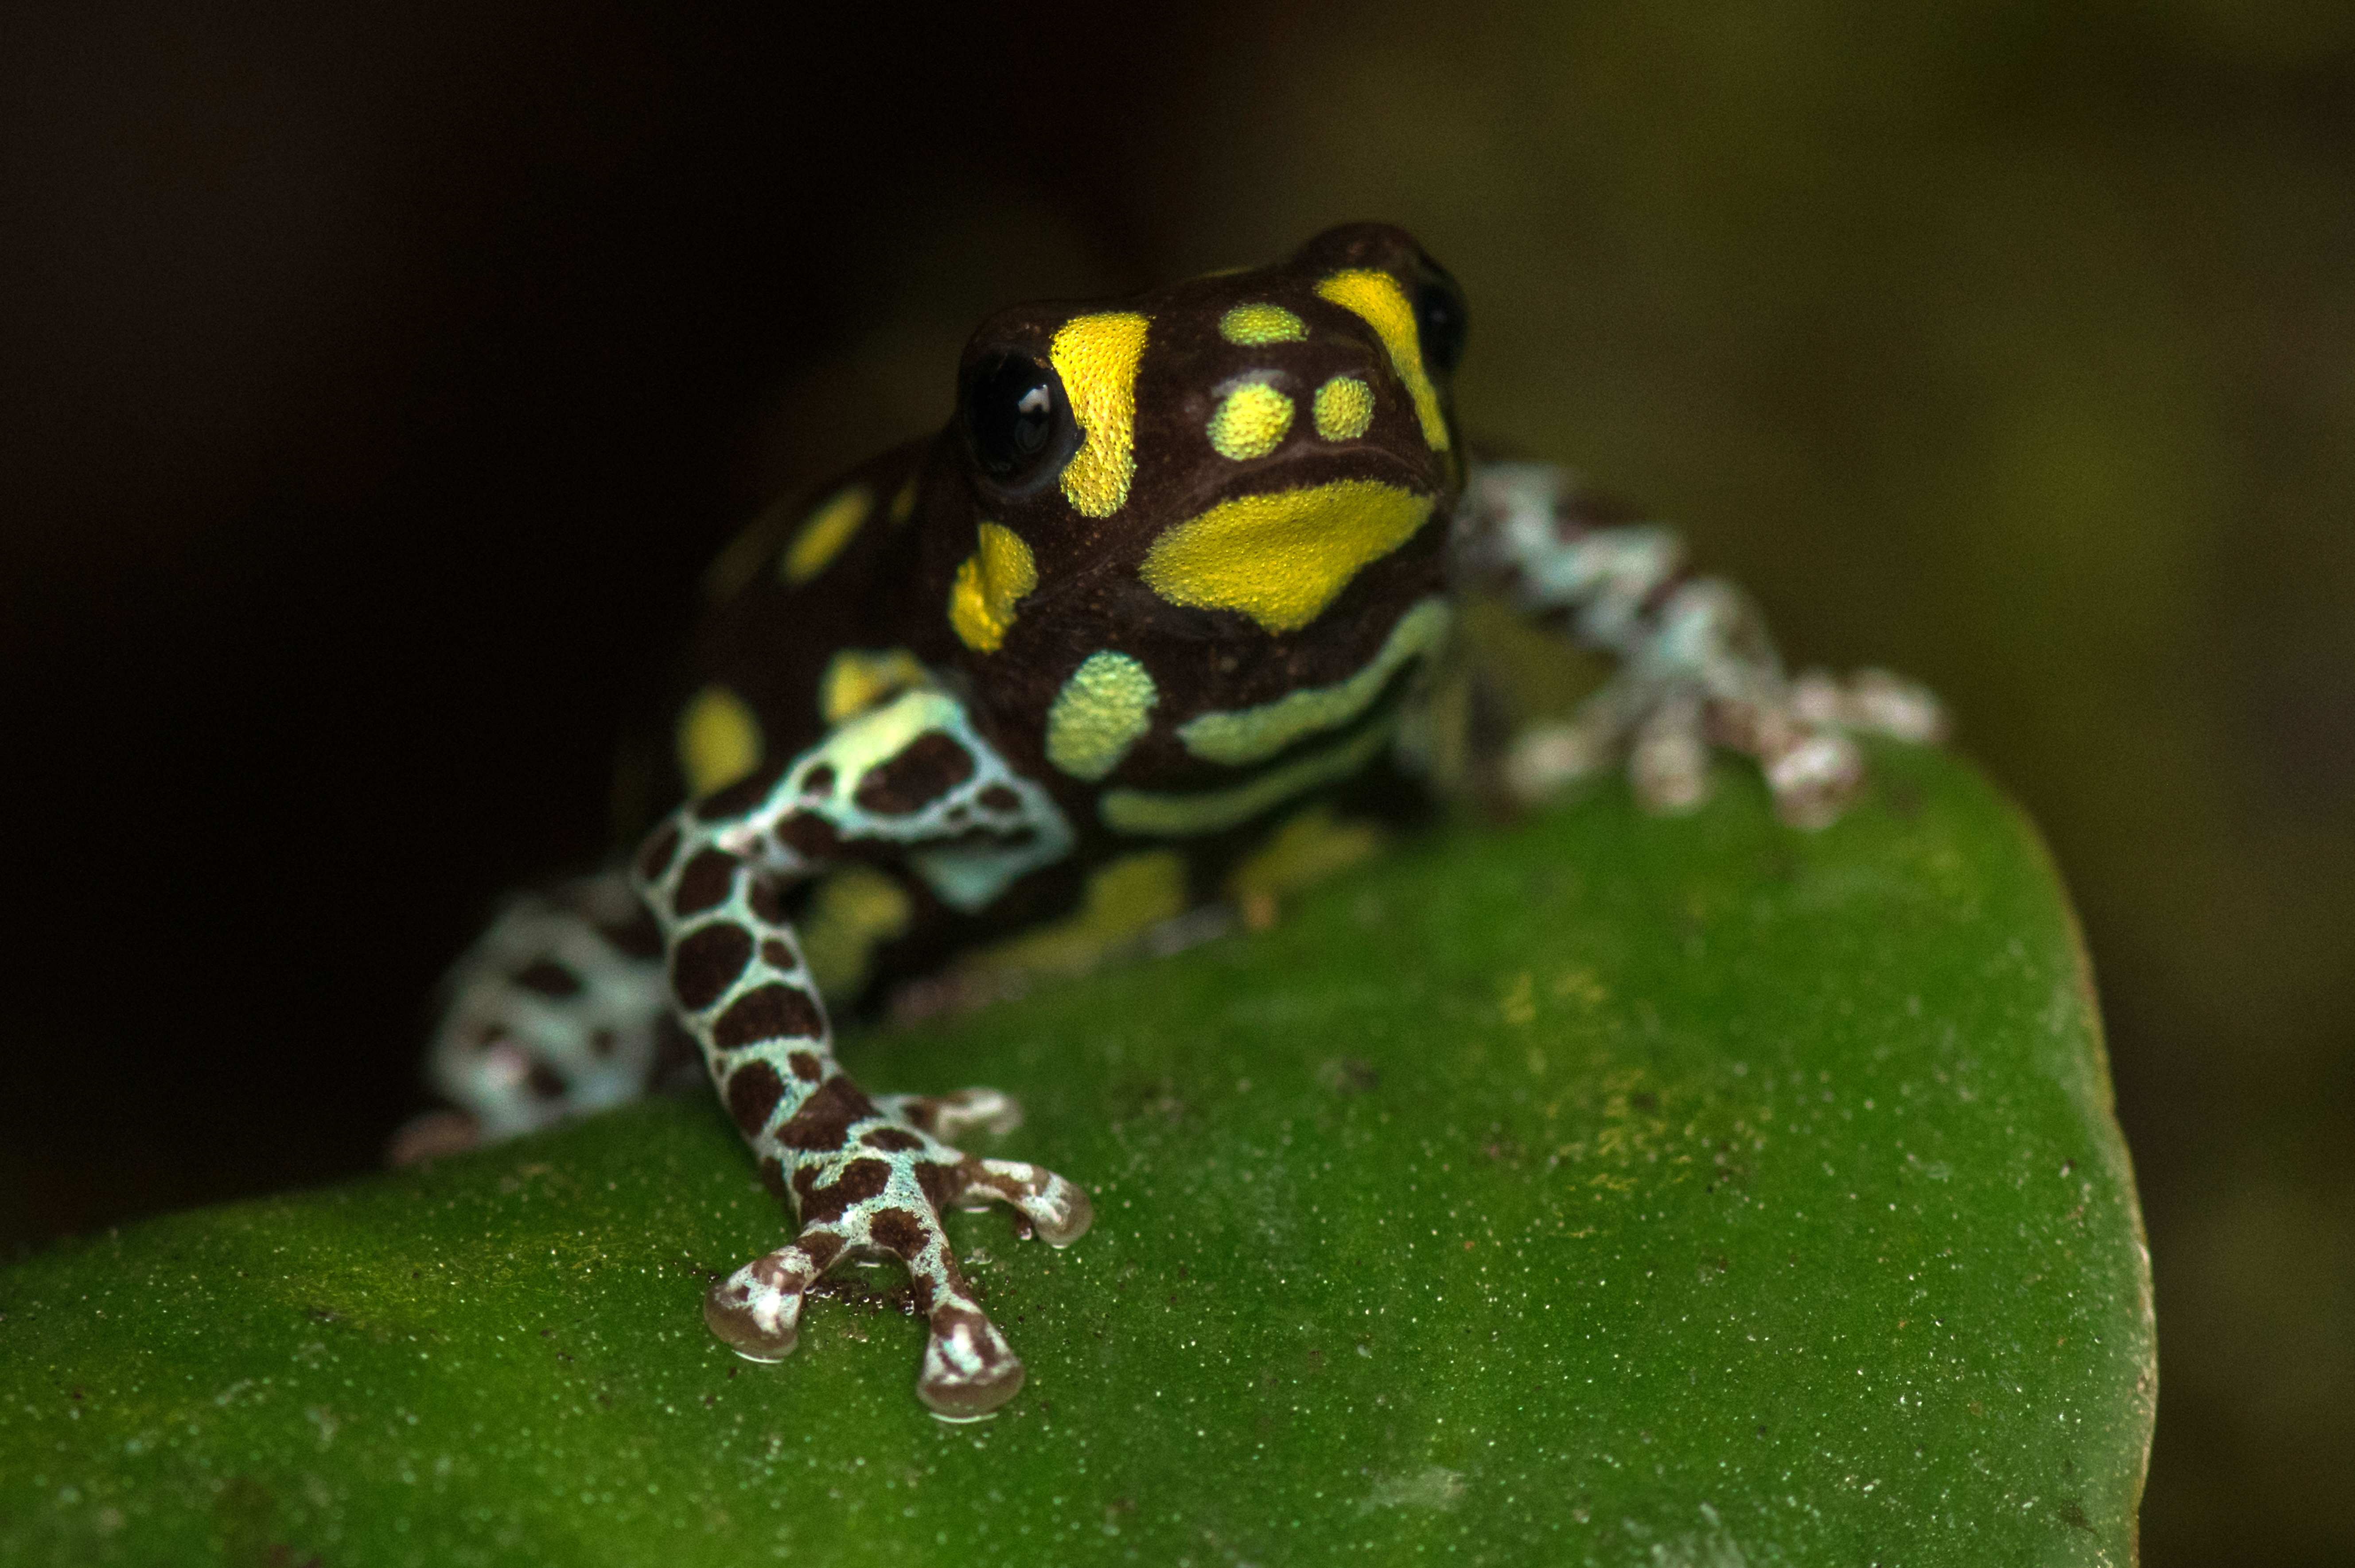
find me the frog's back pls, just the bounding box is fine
[668,437,951,808]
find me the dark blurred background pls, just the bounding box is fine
[4,1,2348,1559]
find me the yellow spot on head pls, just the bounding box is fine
[782,484,873,584]
[1140,479,1436,634]
[1045,652,1159,781]
[1050,312,1151,517]
[1312,376,1374,441]
[1218,303,1306,345]
[820,647,931,726]
[948,521,1038,653]
[676,685,763,798]
[1314,271,1449,451]
[1206,382,1294,461]
[888,475,919,525]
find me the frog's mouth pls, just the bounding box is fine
[1136,477,1437,634]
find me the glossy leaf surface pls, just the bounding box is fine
[0,746,2153,1564]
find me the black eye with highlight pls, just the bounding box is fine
[1413,269,1469,377]
[959,351,1069,483]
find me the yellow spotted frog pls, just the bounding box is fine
[408,223,1942,1418]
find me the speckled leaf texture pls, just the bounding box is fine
[0,745,2153,1566]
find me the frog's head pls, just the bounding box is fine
[936,222,1468,795]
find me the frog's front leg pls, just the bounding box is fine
[1460,461,1945,827]
[632,690,1092,1419]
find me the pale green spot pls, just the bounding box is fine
[1045,652,1159,782]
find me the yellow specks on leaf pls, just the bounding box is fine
[1312,376,1375,441]
[781,484,873,584]
[948,522,1038,653]
[1502,972,1537,1026]
[676,685,763,798]
[1218,303,1307,345]
[1139,479,1435,634]
[1179,598,1451,765]
[1207,382,1295,461]
[1314,270,1449,451]
[1044,651,1159,781]
[819,648,930,726]
[1552,968,1609,1007]
[1051,311,1150,516]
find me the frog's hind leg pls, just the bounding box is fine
[393,867,675,1163]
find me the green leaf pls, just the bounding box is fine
[0,744,2152,1564]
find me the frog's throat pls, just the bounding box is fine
[1177,597,1452,767]
[1137,479,1436,635]
[1099,715,1398,837]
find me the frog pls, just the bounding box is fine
[403,222,1943,1420]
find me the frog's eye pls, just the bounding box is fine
[960,351,1070,484]
[1412,269,1469,377]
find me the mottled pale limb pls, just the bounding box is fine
[1460,460,1944,828]
[636,690,1090,1417]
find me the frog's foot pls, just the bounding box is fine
[873,1086,1024,1142]
[1791,667,1949,747]
[1705,667,1946,828]
[1507,677,1872,829]
[1507,646,1950,829]
[704,1109,1092,1420]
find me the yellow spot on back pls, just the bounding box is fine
[1219,303,1306,345]
[676,685,763,798]
[798,866,914,998]
[1045,651,1159,781]
[1226,803,1390,907]
[1207,382,1294,461]
[888,475,919,525]
[1101,717,1396,837]
[781,484,873,584]
[1180,598,1452,765]
[820,647,930,726]
[1051,311,1151,516]
[1139,479,1436,634]
[1314,270,1449,451]
[960,852,1187,979]
[947,521,1038,652]
[703,495,794,600]
[1313,375,1375,441]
